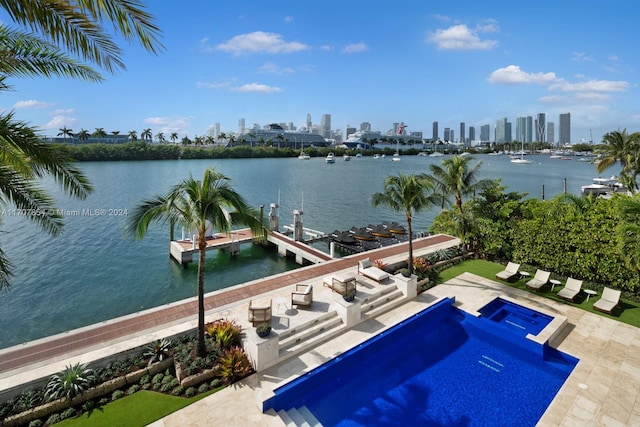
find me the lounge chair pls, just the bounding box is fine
[593,287,621,314]
[495,262,521,281]
[357,258,390,283]
[248,299,272,326]
[323,275,356,294]
[557,277,583,301]
[525,269,551,290]
[291,284,313,308]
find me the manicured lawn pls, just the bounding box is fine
[437,259,640,328]
[56,389,219,427]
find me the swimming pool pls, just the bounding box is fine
[264,297,578,426]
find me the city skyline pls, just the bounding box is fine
[1,1,638,144]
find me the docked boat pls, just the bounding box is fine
[581,176,626,197]
[325,152,335,163]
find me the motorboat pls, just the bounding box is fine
[581,176,626,197]
[428,151,444,157]
[325,152,335,163]
[343,154,351,161]
[391,153,401,162]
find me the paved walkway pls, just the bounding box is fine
[0,234,456,390]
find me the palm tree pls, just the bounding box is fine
[156,132,165,144]
[76,129,90,142]
[169,132,178,144]
[128,130,138,141]
[595,129,640,192]
[92,128,107,139]
[57,126,74,142]
[128,168,264,356]
[372,173,439,275]
[141,128,152,142]
[428,155,491,214]
[0,0,162,289]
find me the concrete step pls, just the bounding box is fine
[285,407,310,427]
[279,315,344,359]
[277,408,296,426]
[297,405,323,426]
[361,289,405,320]
[278,312,337,341]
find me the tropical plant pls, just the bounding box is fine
[57,126,73,141]
[219,347,253,385]
[143,338,172,365]
[45,363,96,401]
[92,127,107,139]
[617,195,640,272]
[170,132,179,144]
[594,129,640,192]
[427,155,491,214]
[76,128,90,141]
[141,128,153,142]
[205,319,243,349]
[128,168,264,356]
[128,130,138,141]
[372,173,440,274]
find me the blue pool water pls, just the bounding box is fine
[265,298,578,426]
[478,297,553,336]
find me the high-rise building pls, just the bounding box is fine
[306,114,312,130]
[320,114,331,138]
[547,122,555,145]
[525,116,533,143]
[480,124,490,142]
[345,126,356,139]
[516,117,527,142]
[496,117,508,143]
[360,122,372,132]
[238,118,245,135]
[535,113,546,143]
[469,126,475,142]
[432,121,439,141]
[460,122,466,145]
[559,112,571,145]
[444,127,450,142]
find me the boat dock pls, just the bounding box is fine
[169,228,332,267]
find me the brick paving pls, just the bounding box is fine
[0,234,455,375]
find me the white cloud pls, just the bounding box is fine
[572,52,593,61]
[230,83,282,93]
[45,115,76,130]
[14,99,51,109]
[284,16,294,23]
[213,31,309,56]
[143,116,191,136]
[574,92,613,102]
[549,79,629,92]
[342,43,368,54]
[51,108,75,115]
[489,65,557,84]
[258,62,294,75]
[427,24,498,50]
[539,95,568,103]
[319,45,332,51]
[196,81,232,90]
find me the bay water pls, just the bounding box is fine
[0,154,611,348]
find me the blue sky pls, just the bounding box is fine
[1,1,638,143]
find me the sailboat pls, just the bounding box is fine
[298,148,310,160]
[510,141,533,164]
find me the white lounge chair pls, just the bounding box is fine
[525,269,551,290]
[357,258,390,283]
[495,262,521,281]
[593,287,621,314]
[557,277,583,301]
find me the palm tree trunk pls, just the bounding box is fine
[407,215,413,275]
[197,232,207,357]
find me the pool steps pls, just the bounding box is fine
[278,405,322,427]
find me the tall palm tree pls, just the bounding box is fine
[428,155,491,214]
[141,128,152,142]
[128,130,138,141]
[169,132,178,144]
[156,132,165,143]
[372,173,439,275]
[76,128,90,142]
[92,128,107,139]
[128,168,264,356]
[595,129,640,192]
[57,126,73,142]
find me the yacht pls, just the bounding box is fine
[581,176,626,197]
[298,150,310,160]
[325,152,335,163]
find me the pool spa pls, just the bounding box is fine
[264,297,578,426]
